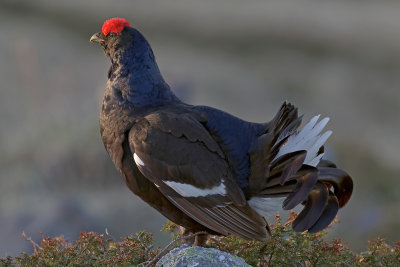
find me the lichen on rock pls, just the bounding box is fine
[156,245,250,267]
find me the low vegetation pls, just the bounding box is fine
[1,212,399,266]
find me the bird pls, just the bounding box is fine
[90,18,353,244]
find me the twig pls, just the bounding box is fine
[22,232,42,253]
[267,251,274,267]
[136,232,146,248]
[141,231,208,267]
[136,232,154,258]
[145,244,154,255]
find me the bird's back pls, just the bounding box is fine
[193,105,267,189]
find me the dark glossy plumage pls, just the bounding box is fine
[90,20,353,241]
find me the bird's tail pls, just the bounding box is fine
[247,102,353,233]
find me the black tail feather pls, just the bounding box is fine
[308,192,339,233]
[247,101,353,234]
[292,182,329,232]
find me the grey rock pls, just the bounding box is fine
[156,245,251,267]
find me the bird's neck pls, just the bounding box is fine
[104,45,178,109]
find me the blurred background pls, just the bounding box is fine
[1,0,400,257]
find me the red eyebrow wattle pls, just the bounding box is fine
[102,18,131,36]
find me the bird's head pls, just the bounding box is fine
[90,18,146,60]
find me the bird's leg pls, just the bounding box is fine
[193,233,209,247]
[179,227,209,246]
[179,226,195,245]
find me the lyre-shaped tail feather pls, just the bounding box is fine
[247,102,353,234]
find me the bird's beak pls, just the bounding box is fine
[90,32,104,44]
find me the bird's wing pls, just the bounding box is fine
[129,111,268,240]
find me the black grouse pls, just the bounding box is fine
[90,18,353,242]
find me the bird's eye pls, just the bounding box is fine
[108,32,116,37]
